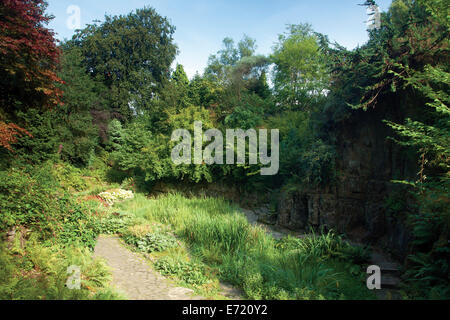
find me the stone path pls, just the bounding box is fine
[93,235,204,300]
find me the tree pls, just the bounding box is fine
[272,24,330,111]
[188,74,223,110]
[170,64,190,109]
[0,122,31,152]
[130,64,192,134]
[71,7,178,121]
[251,71,271,99]
[172,64,189,88]
[0,0,62,152]
[50,46,107,165]
[205,35,257,84]
[57,45,108,114]
[203,36,272,122]
[384,0,449,297]
[229,54,271,101]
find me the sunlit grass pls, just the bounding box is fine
[115,193,376,300]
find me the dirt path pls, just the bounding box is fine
[93,235,204,300]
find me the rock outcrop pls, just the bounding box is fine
[276,105,416,259]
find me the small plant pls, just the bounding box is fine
[122,229,178,253]
[274,231,368,262]
[121,177,136,192]
[154,256,209,286]
[96,214,133,235]
[341,244,371,265]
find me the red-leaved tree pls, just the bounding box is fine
[0,0,62,151]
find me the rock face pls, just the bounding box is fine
[276,106,415,259]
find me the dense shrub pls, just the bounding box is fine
[95,214,133,235]
[0,166,60,235]
[0,163,100,248]
[52,162,87,191]
[266,111,336,187]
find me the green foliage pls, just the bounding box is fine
[275,232,371,264]
[0,164,60,234]
[2,0,448,300]
[123,230,178,253]
[120,177,136,192]
[172,64,190,88]
[111,106,216,185]
[70,7,177,121]
[10,108,59,164]
[0,162,101,249]
[188,74,223,109]
[267,111,336,187]
[56,197,100,250]
[0,240,120,300]
[154,256,209,286]
[400,192,450,299]
[107,119,123,152]
[53,46,105,166]
[96,214,133,235]
[346,0,450,298]
[251,71,271,99]
[272,24,330,110]
[4,46,105,167]
[224,93,266,130]
[205,35,257,83]
[52,162,87,191]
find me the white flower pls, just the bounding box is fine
[98,189,134,206]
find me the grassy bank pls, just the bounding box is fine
[114,193,376,300]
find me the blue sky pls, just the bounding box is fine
[47,0,393,78]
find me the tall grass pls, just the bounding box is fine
[116,193,375,300]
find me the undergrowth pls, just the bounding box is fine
[0,161,124,300]
[0,236,122,300]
